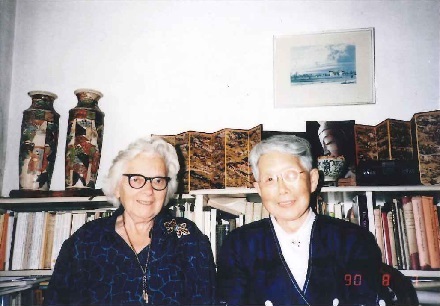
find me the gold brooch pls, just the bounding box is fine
[164,219,190,238]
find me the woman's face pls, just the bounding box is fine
[116,153,168,222]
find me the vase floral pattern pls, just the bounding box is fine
[317,155,346,184]
[65,89,104,188]
[19,91,59,190]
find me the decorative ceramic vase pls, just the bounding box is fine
[19,91,59,190]
[65,89,104,189]
[317,155,346,186]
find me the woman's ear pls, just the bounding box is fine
[309,168,320,193]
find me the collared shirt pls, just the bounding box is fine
[271,208,316,290]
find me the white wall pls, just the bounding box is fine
[0,0,16,195]
[2,0,439,196]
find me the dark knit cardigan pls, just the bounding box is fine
[44,206,216,305]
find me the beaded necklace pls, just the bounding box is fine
[122,214,152,303]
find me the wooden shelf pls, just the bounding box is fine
[0,270,52,277]
[0,196,108,204]
[319,185,440,193]
[401,270,440,278]
[189,185,440,280]
[0,275,51,296]
[1,185,439,280]
[1,268,437,279]
[0,194,194,211]
[190,187,257,196]
[190,185,440,196]
[0,196,112,211]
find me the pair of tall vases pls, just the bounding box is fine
[18,89,104,191]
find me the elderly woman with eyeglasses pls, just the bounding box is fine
[45,137,216,306]
[216,135,390,306]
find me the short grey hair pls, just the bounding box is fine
[103,137,180,207]
[249,135,314,181]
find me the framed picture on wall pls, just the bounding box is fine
[274,28,375,107]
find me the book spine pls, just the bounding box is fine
[29,212,44,270]
[432,203,440,269]
[22,212,35,270]
[328,202,335,218]
[373,208,385,262]
[386,211,399,268]
[391,199,403,269]
[5,211,16,271]
[0,213,9,271]
[244,202,254,224]
[0,214,5,251]
[402,196,420,270]
[412,196,430,270]
[5,212,16,270]
[50,212,62,269]
[12,212,27,270]
[210,208,217,263]
[203,210,211,238]
[334,203,343,220]
[382,210,393,266]
[216,223,230,261]
[358,194,369,230]
[422,196,440,269]
[252,202,263,222]
[42,212,56,269]
[396,199,410,269]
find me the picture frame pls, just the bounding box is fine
[274,28,375,107]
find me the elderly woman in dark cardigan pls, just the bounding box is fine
[45,137,216,305]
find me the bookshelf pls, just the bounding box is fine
[0,193,195,278]
[0,196,110,212]
[190,185,440,279]
[1,185,439,281]
[0,195,114,278]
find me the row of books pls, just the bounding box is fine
[0,276,49,306]
[170,198,269,261]
[0,286,45,306]
[373,195,440,271]
[2,195,437,272]
[317,194,440,271]
[315,194,369,228]
[0,198,265,271]
[0,209,115,271]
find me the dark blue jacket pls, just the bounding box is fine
[217,215,385,306]
[44,206,216,305]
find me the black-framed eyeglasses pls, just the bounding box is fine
[123,174,171,191]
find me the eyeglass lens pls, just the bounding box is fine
[123,174,170,191]
[260,169,304,185]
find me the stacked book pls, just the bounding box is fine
[0,209,114,271]
[169,197,269,262]
[316,193,440,271]
[373,196,440,271]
